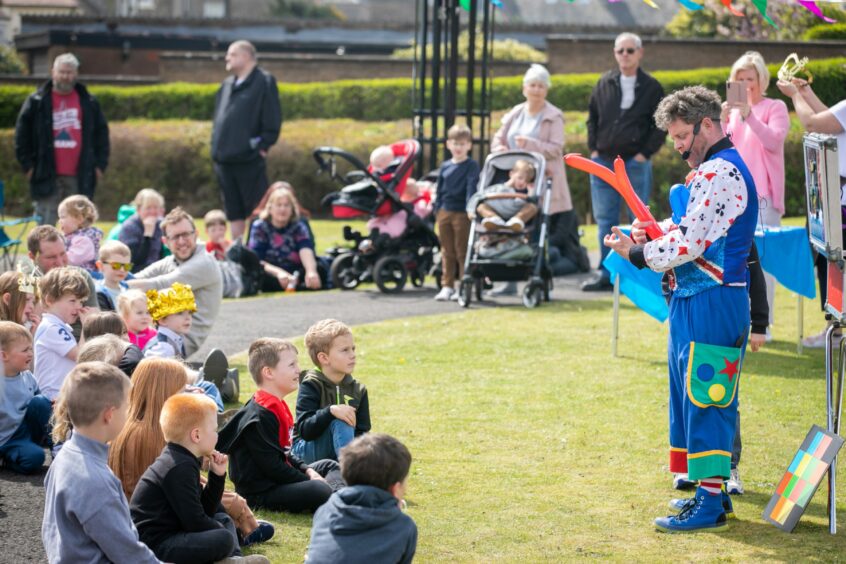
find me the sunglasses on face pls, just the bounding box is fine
[166,230,196,242]
[107,262,134,272]
[616,47,637,55]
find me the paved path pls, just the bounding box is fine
[1,257,609,563]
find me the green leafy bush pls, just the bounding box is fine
[392,30,546,63]
[0,46,26,75]
[805,23,846,40]
[0,58,844,127]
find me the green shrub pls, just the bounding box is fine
[0,46,26,75]
[2,58,843,127]
[392,30,546,63]
[805,23,846,40]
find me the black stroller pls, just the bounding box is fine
[458,150,553,308]
[315,140,440,294]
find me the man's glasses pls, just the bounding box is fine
[166,230,195,242]
[107,262,134,272]
[615,47,637,55]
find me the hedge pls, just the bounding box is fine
[0,113,813,225]
[805,24,846,40]
[0,58,844,127]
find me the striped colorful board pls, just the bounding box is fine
[763,425,845,532]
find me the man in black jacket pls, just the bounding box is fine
[14,53,109,227]
[211,40,282,241]
[583,32,665,291]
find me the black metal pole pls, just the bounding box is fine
[445,0,460,142]
[466,0,477,137]
[479,0,492,159]
[430,0,443,171]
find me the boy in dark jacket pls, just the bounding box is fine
[217,338,344,513]
[306,433,417,564]
[291,319,371,464]
[130,393,267,564]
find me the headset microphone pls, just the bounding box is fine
[680,121,702,161]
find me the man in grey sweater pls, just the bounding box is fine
[128,208,222,357]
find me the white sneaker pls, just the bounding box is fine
[725,468,744,495]
[505,216,525,232]
[482,216,506,231]
[449,289,460,301]
[802,328,839,349]
[672,472,696,490]
[434,287,455,301]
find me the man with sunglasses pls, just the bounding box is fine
[583,32,666,292]
[129,207,222,357]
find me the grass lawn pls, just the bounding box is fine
[222,279,846,562]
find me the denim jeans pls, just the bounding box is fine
[291,419,355,464]
[590,155,653,279]
[196,380,225,412]
[0,395,53,474]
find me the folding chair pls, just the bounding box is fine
[0,180,40,272]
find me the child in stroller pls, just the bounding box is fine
[469,159,538,233]
[317,140,439,294]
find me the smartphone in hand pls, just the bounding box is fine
[726,81,747,105]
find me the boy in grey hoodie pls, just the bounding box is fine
[305,433,417,564]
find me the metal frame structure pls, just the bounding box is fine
[412,0,495,173]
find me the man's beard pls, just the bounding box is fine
[54,80,75,93]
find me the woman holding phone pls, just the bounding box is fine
[721,50,789,340]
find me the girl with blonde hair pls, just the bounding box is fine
[58,194,103,272]
[0,270,40,333]
[107,357,274,547]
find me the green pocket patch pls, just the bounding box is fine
[686,341,742,408]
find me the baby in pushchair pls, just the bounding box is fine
[468,159,538,233]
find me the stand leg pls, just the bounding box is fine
[612,274,620,358]
[827,322,840,534]
[798,295,804,355]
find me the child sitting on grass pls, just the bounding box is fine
[118,289,157,351]
[143,283,225,411]
[0,321,52,474]
[34,267,89,400]
[292,319,371,464]
[306,434,417,564]
[468,159,538,232]
[95,240,132,311]
[129,393,269,564]
[81,311,127,341]
[58,194,103,273]
[118,188,167,273]
[218,338,344,513]
[42,362,160,563]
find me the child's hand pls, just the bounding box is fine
[306,468,326,482]
[78,306,95,323]
[142,215,158,237]
[330,404,357,427]
[208,450,228,476]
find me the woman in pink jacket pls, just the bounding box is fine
[721,51,789,339]
[488,64,574,295]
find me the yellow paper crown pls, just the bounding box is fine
[16,265,38,297]
[146,283,197,322]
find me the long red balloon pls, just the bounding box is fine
[563,153,663,240]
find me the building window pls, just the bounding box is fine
[203,1,226,18]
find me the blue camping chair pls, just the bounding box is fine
[0,180,40,272]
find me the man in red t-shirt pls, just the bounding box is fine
[14,53,109,226]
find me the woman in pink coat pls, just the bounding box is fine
[489,64,574,294]
[721,51,789,340]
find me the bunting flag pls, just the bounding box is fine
[797,0,836,22]
[678,0,704,10]
[459,0,502,9]
[751,0,777,26]
[720,0,746,17]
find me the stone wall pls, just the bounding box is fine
[546,35,846,74]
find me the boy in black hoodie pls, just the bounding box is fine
[291,319,371,464]
[217,338,344,513]
[306,433,417,564]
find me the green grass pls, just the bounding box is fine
[220,280,846,562]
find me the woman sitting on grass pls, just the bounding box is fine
[247,185,324,292]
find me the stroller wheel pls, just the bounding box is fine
[374,256,408,294]
[410,268,425,288]
[330,254,360,290]
[457,279,472,308]
[474,277,484,301]
[522,284,542,309]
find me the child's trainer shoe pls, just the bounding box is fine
[482,216,506,231]
[672,472,696,490]
[655,488,729,533]
[505,216,525,232]
[668,490,734,519]
[725,468,744,495]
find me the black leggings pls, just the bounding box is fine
[153,512,239,564]
[245,459,344,513]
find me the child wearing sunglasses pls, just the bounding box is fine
[95,241,133,311]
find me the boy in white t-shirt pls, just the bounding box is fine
[34,267,91,400]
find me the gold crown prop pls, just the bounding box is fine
[146,283,197,321]
[16,265,38,297]
[777,53,813,85]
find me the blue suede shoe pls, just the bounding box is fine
[240,520,275,547]
[668,490,734,519]
[655,488,729,533]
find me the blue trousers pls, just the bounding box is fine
[590,155,653,279]
[196,380,224,412]
[0,395,52,474]
[291,420,355,464]
[668,286,749,480]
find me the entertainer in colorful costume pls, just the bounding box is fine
[604,86,758,533]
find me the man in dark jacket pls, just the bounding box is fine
[583,32,665,291]
[14,53,109,227]
[211,40,282,241]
